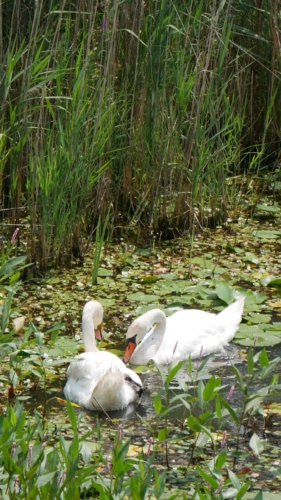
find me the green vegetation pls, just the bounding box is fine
[1,216,281,498]
[1,0,281,269]
[1,1,281,497]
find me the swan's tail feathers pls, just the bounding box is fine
[125,375,143,397]
[216,296,245,344]
[217,296,245,324]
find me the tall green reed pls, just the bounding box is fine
[0,1,280,271]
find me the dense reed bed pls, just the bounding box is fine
[0,0,280,269]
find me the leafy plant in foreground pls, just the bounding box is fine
[148,344,281,498]
[0,231,27,357]
[0,400,97,500]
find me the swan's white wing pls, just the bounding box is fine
[64,351,142,411]
[155,299,245,363]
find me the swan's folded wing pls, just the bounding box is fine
[65,351,141,411]
[158,302,244,362]
[66,351,124,385]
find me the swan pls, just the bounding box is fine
[123,297,245,365]
[64,301,143,411]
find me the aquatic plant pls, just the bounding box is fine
[147,345,281,498]
[92,210,111,285]
[1,1,280,268]
[0,231,27,356]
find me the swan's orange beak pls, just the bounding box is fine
[123,341,136,363]
[95,329,103,341]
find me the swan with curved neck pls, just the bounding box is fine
[123,297,245,365]
[64,301,143,411]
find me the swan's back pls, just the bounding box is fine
[64,351,142,411]
[154,297,245,363]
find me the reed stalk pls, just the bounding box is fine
[0,1,279,269]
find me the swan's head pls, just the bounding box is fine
[82,300,104,341]
[123,308,166,363]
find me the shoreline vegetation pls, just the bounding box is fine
[0,0,280,271]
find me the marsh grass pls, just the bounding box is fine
[0,1,280,269]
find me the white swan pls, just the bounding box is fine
[123,297,245,365]
[64,301,143,411]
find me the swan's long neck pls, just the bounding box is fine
[82,307,100,353]
[131,309,166,365]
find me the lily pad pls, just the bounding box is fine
[98,268,113,276]
[127,292,160,303]
[47,337,79,357]
[244,252,259,264]
[142,275,159,284]
[245,312,271,324]
[215,281,234,304]
[235,288,267,304]
[256,204,280,213]
[234,324,281,346]
[254,230,280,239]
[261,276,281,287]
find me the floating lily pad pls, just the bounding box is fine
[244,252,259,264]
[235,324,281,346]
[235,288,267,304]
[261,276,281,287]
[98,268,113,276]
[142,275,159,284]
[245,312,271,324]
[215,281,235,304]
[47,337,79,357]
[127,292,160,303]
[245,492,281,500]
[256,204,280,213]
[135,248,154,256]
[135,304,164,315]
[254,230,280,239]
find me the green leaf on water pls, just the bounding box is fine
[235,288,267,304]
[235,324,281,347]
[98,268,113,276]
[256,204,280,213]
[47,337,79,357]
[142,275,159,283]
[249,432,264,455]
[244,252,259,264]
[245,312,271,324]
[127,292,160,302]
[254,230,280,239]
[261,276,281,287]
[215,281,234,304]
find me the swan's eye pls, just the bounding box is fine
[125,334,137,347]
